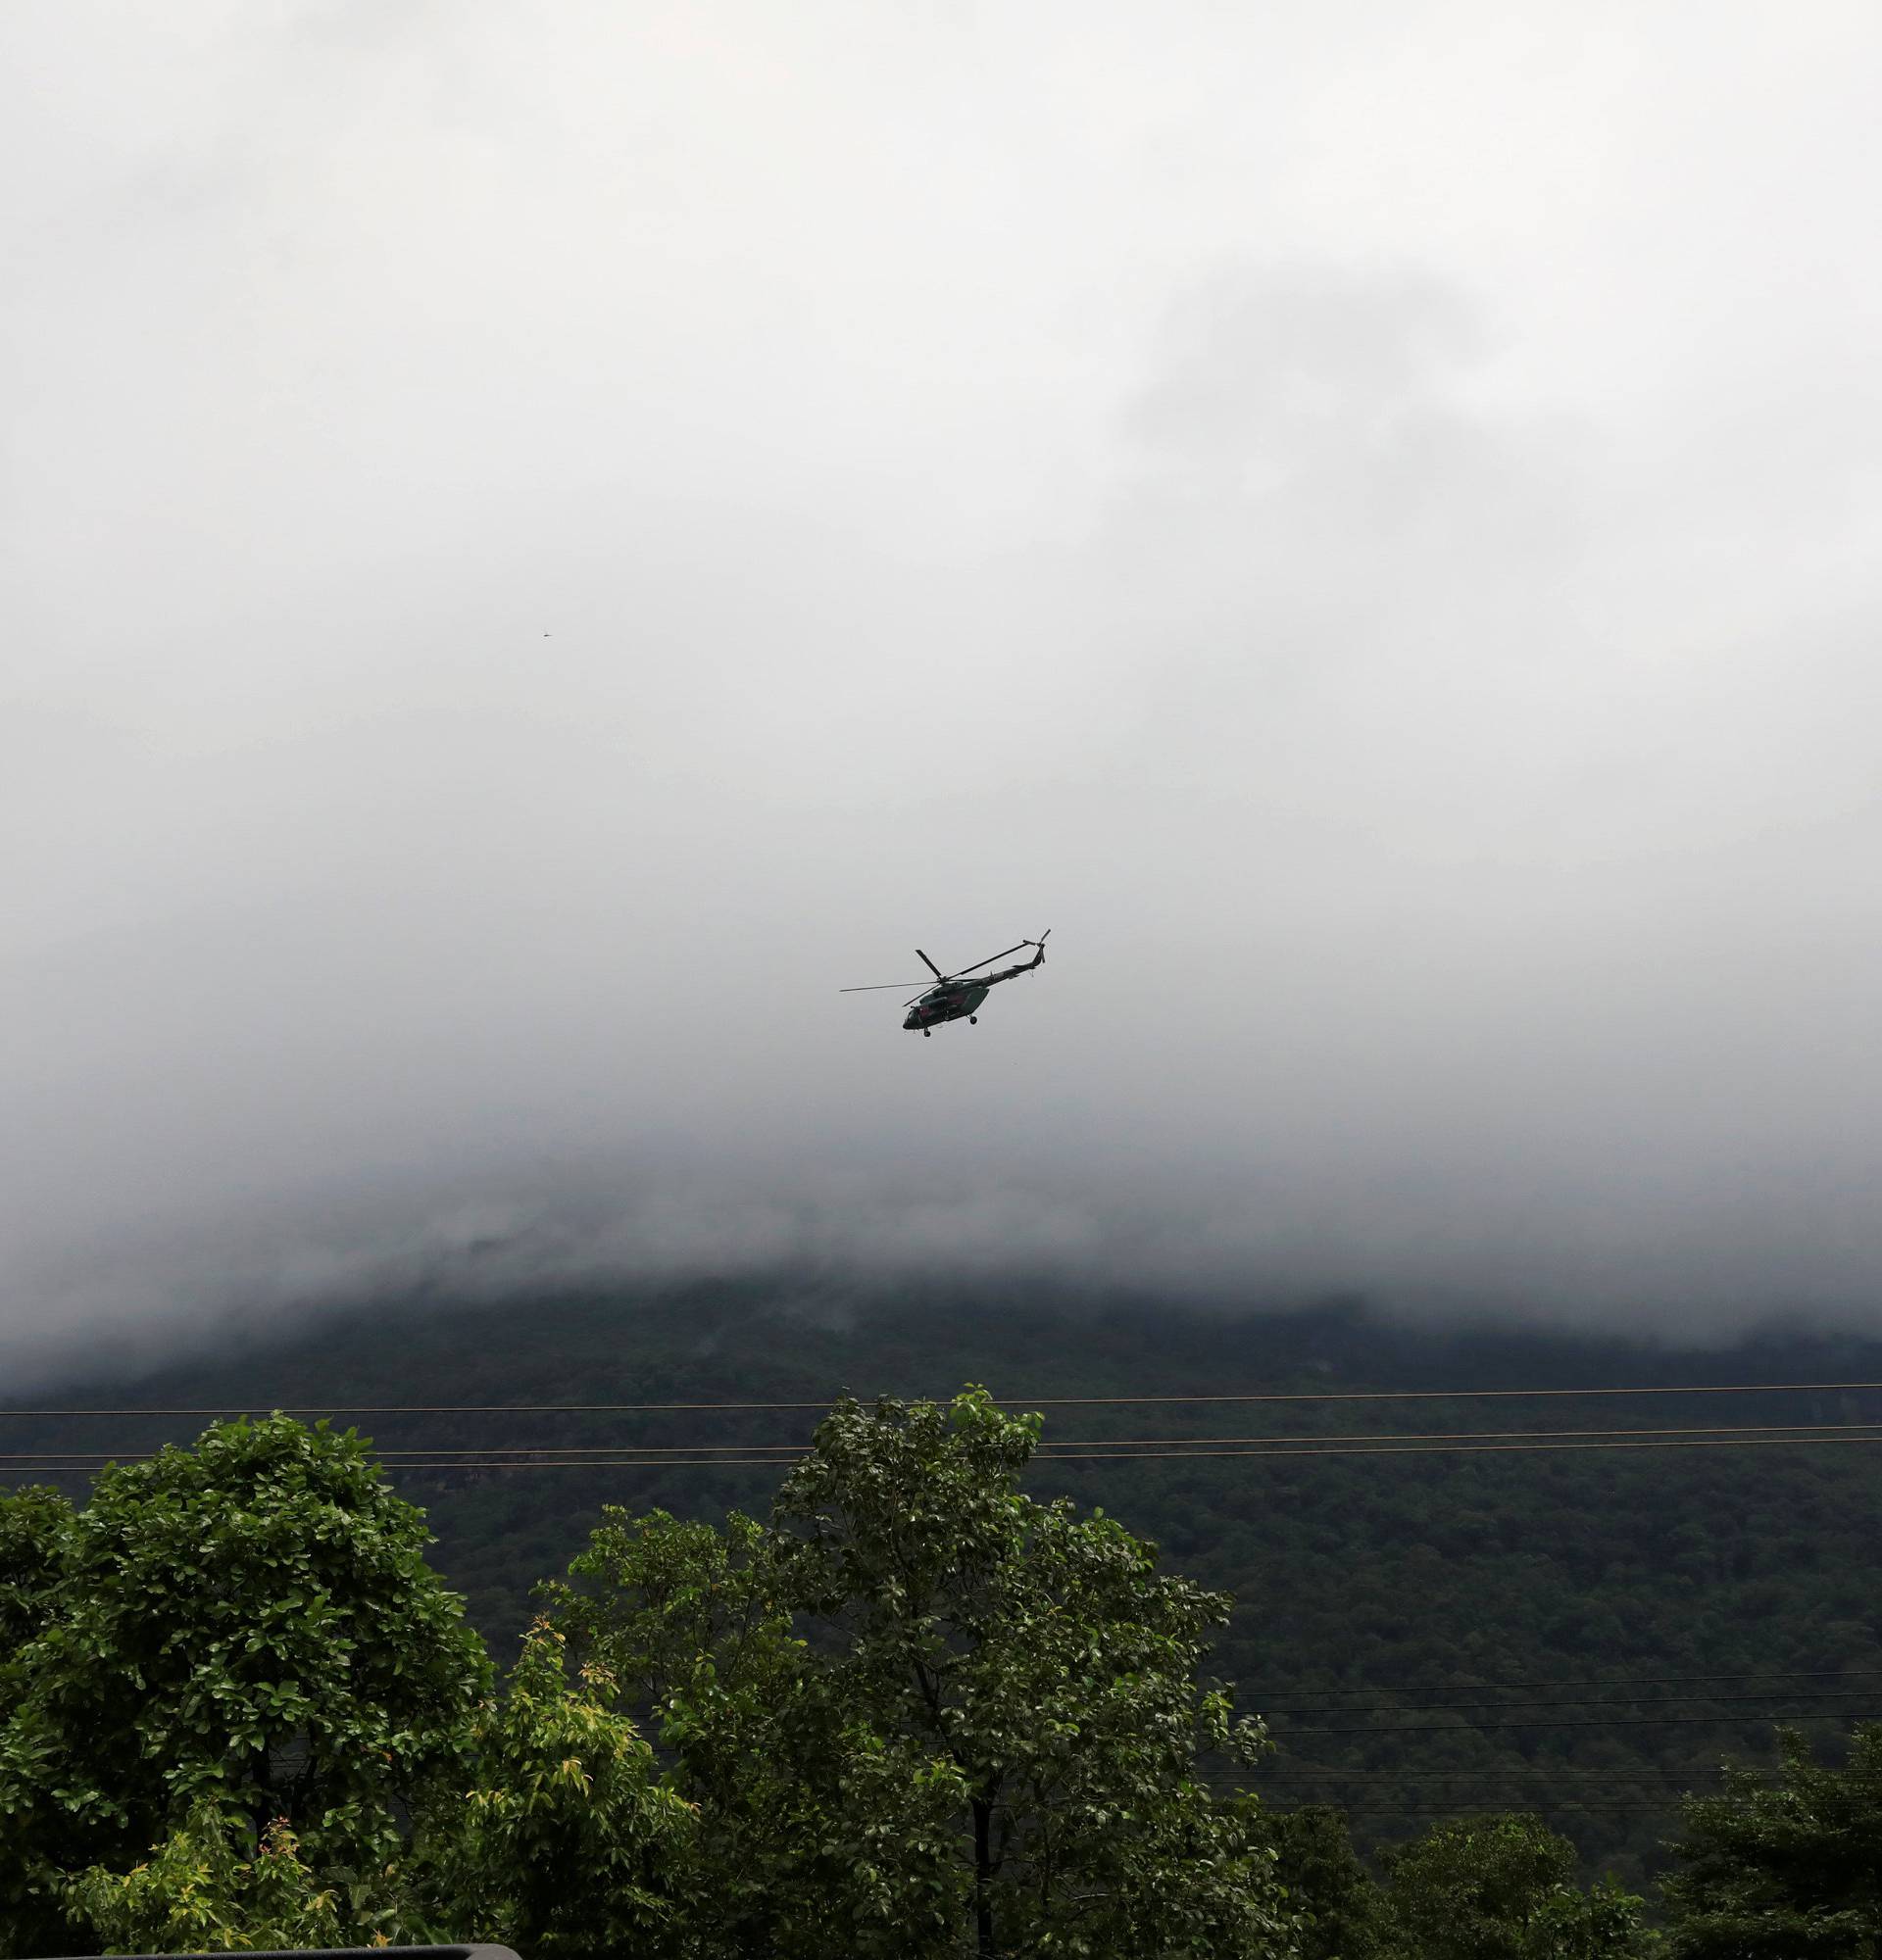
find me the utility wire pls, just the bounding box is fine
[1034,1435,1882,1460]
[16,1415,1882,1459]
[1230,1799,1697,1814]
[1244,1666,1882,1698]
[1035,1427,1882,1458]
[1263,1689,1882,1718]
[1202,1781,1704,1813]
[21,1432,1882,1471]
[8,1380,1882,1416]
[18,1419,1882,1466]
[13,1417,1882,1465]
[1277,1710,1866,1734]
[1269,1801,1690,1816]
[1255,1772,1725,1788]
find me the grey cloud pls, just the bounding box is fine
[5,4,1881,1378]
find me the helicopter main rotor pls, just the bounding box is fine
[839,932,1051,1002]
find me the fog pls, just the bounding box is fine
[5,1,1881,1375]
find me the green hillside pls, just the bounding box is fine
[11,1279,1882,1891]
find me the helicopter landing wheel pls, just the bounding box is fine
[969,1016,977,1024]
[922,1028,930,1038]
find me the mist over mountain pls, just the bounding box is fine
[7,1161,1877,1399]
[7,4,1881,1370]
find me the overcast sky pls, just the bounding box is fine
[5,0,1881,1371]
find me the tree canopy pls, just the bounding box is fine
[0,1417,489,1955]
[1662,1724,1882,1957]
[550,1388,1295,1959]
[10,1386,1867,1959]
[1381,1812,1646,1960]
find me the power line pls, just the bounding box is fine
[1263,1690,1882,1718]
[18,1419,1882,1466]
[1267,1793,1702,1803]
[1204,1782,1703,1815]
[1031,1435,1882,1460]
[8,1380,1882,1417]
[1043,1427,1882,1458]
[12,1417,1882,1466]
[1195,1782,1704,1817]
[0,1446,804,1462]
[1276,1710,1867,1735]
[0,1457,789,1473]
[17,1417,1882,1458]
[1260,1769,1733,1780]
[352,1434,1882,1463]
[1275,1802,1690,1816]
[20,1431,1882,1472]
[1245,1667,1882,1698]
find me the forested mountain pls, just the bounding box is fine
[11,1278,1882,1892]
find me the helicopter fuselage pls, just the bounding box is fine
[903,983,990,1032]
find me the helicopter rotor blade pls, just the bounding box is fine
[950,940,1031,979]
[916,949,945,980]
[840,981,930,992]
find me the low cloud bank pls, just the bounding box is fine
[8,1153,1876,1396]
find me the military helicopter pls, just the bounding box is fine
[841,932,1051,1035]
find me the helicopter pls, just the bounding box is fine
[841,932,1051,1035]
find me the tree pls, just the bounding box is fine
[68,1804,374,1954]
[1262,1805,1392,1960]
[0,1487,70,1660]
[543,1508,820,1956]
[1662,1724,1882,1958]
[773,1390,1290,1958]
[0,1487,72,1723]
[413,1619,697,1957]
[0,1416,490,1956]
[60,1620,698,1957]
[1383,1812,1647,1960]
[553,1388,1297,1960]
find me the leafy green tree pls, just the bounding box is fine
[544,1508,821,1956]
[0,1487,72,1727]
[772,1390,1291,1959]
[0,1416,490,1956]
[67,1802,388,1953]
[1530,1880,1658,1960]
[555,1389,1297,1959]
[549,1503,968,1958]
[0,1487,70,1657]
[1662,1724,1882,1958]
[1383,1812,1647,1960]
[62,1619,699,1957]
[1263,1805,1392,1960]
[413,1618,697,1957]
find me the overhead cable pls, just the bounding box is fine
[8,1379,1882,1417]
[1263,1689,1882,1718]
[1276,1709,1867,1735]
[20,1432,1882,1471]
[1243,1666,1882,1697]
[14,1417,1882,1466]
